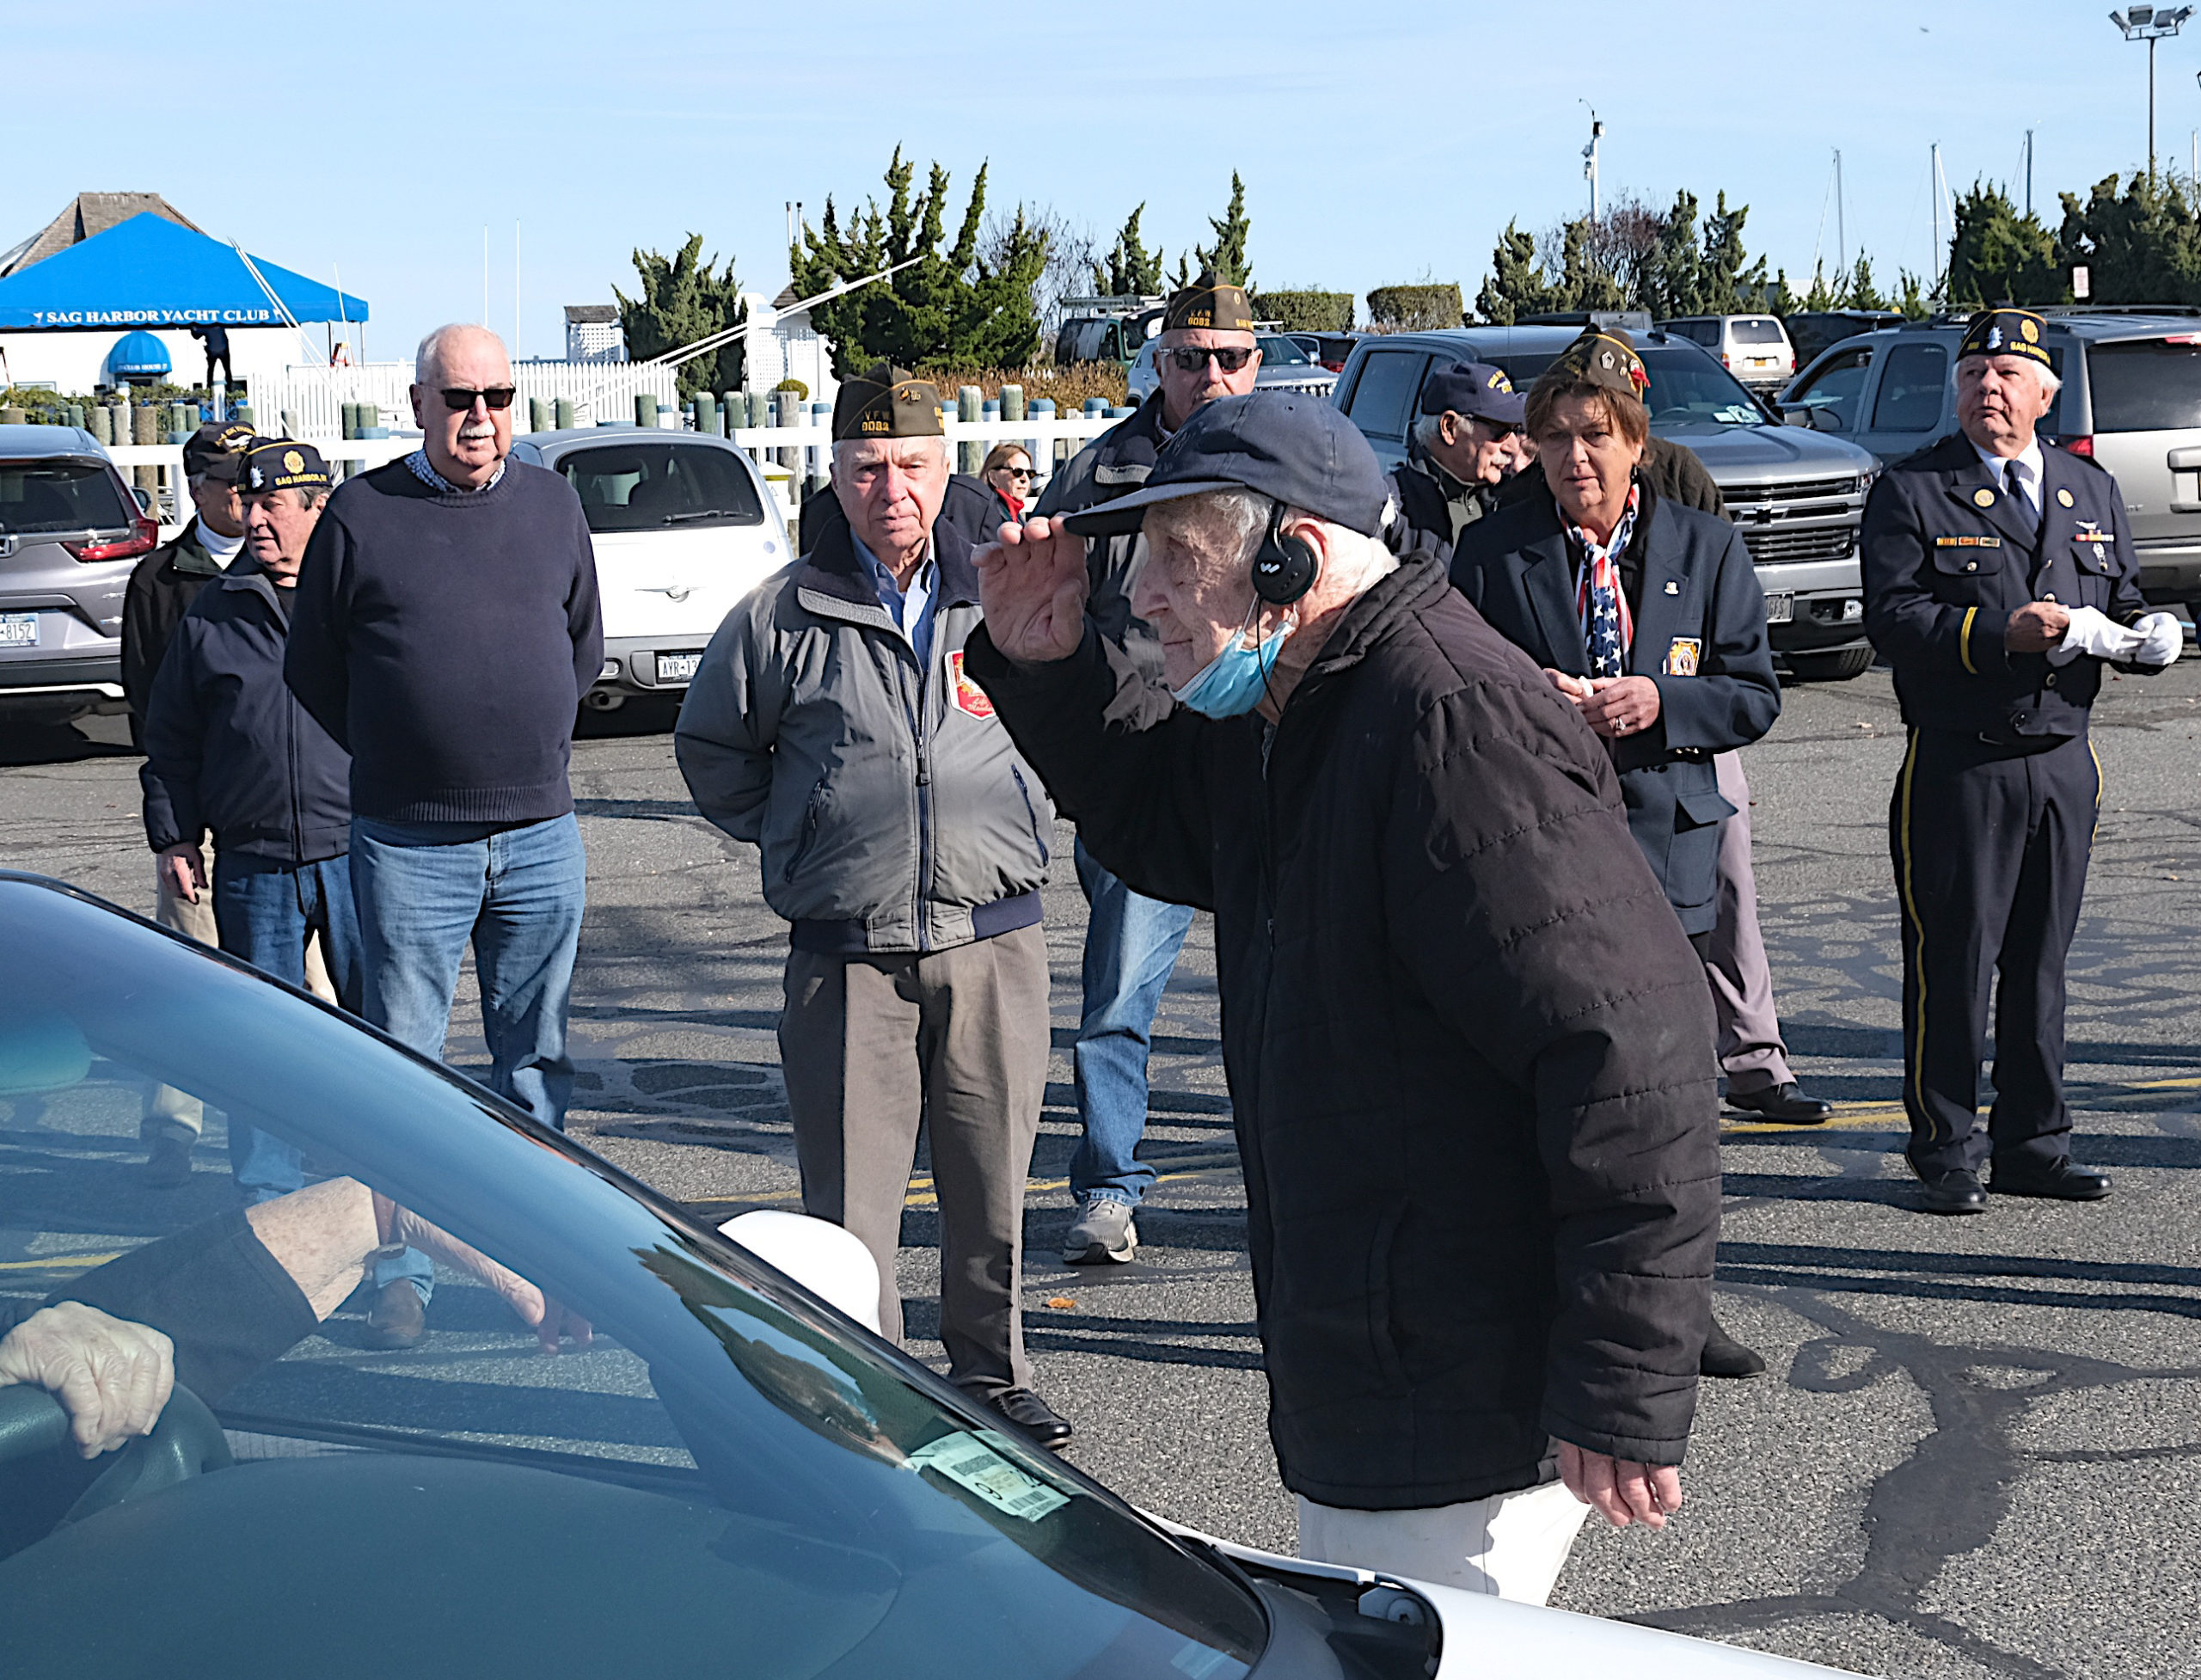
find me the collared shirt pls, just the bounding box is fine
[406,448,506,494]
[197,522,246,569]
[854,532,938,671]
[1973,434,2045,521]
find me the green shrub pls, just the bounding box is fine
[773,377,810,401]
[1253,290,1353,332]
[1365,284,1464,331]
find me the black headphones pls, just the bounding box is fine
[1249,503,1321,605]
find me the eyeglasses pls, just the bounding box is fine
[440,386,517,411]
[1165,346,1255,374]
[1001,466,1034,481]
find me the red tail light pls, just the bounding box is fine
[2063,434,2095,459]
[65,516,160,562]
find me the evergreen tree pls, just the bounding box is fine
[1946,183,2063,307]
[1554,219,1627,312]
[1091,204,1165,297]
[1196,173,1253,288]
[1647,189,1708,318]
[1843,256,1889,312]
[1895,270,1931,317]
[612,235,745,399]
[1702,193,1755,313]
[789,148,1049,376]
[1473,220,1556,323]
[2056,172,2201,304]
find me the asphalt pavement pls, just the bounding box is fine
[3,659,2198,1680]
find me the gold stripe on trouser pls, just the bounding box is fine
[2088,739,2105,846]
[1958,607,1979,674]
[1891,729,1934,1142]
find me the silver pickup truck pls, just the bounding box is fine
[1333,324,1879,679]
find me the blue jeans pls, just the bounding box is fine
[1070,837,1194,1207]
[212,853,365,1207]
[351,813,586,1302]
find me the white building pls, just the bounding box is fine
[564,305,625,364]
[739,287,837,404]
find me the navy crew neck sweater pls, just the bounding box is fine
[285,458,603,825]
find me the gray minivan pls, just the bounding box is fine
[1779,308,2201,613]
[0,425,158,722]
[1333,327,1882,678]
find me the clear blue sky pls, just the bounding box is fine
[8,0,2182,360]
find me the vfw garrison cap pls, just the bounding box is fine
[831,362,945,442]
[181,420,257,481]
[1162,271,1256,335]
[1958,308,2053,369]
[1419,360,1527,426]
[239,438,331,494]
[1060,389,1389,540]
[1537,327,1652,400]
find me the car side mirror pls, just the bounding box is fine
[719,1210,884,1334]
[1809,408,1845,433]
[132,487,153,513]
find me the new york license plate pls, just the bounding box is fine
[656,651,703,684]
[1763,591,1794,624]
[0,612,37,648]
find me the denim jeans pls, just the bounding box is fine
[1070,837,1194,1207]
[212,852,366,1207]
[350,812,587,1303]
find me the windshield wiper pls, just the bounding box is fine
[662,510,733,524]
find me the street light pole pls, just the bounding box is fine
[1579,102,1603,220]
[2111,8,2193,181]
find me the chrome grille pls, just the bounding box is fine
[1740,524,1855,563]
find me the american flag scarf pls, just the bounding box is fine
[1568,483,1640,679]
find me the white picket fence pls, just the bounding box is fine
[248,361,681,438]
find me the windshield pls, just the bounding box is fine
[2084,336,2201,432]
[0,878,1266,1677]
[1637,346,1769,426]
[1729,319,1785,346]
[558,443,765,533]
[0,461,133,536]
[1255,335,1310,366]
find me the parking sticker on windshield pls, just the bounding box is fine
[905,1430,1070,1521]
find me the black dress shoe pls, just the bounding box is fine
[1701,1314,1767,1379]
[140,1133,194,1189]
[1918,1168,1989,1214]
[987,1388,1073,1451]
[363,1280,428,1350]
[1990,1157,2112,1200]
[1724,1082,1833,1125]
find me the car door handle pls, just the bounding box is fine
[2167,446,2201,470]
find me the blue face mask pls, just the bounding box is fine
[1173,602,1296,719]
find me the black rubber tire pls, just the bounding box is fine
[1784,645,1875,682]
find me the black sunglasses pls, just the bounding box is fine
[1000,466,1034,480]
[1165,346,1255,373]
[440,386,517,411]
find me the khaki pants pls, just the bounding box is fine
[1707,751,1795,1094]
[143,847,335,1142]
[1298,1478,1592,1605]
[776,924,1049,1397]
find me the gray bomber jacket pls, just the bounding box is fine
[674,516,1052,954]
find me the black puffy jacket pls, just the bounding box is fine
[142,567,353,865]
[967,553,1720,1509]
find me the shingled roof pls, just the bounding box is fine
[0,193,204,280]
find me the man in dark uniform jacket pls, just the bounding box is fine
[1028,273,1264,1266]
[1388,360,1524,554]
[1863,307,2181,1213]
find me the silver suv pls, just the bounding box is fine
[1780,307,2201,613]
[0,426,158,722]
[1125,334,1339,405]
[1333,326,1881,679]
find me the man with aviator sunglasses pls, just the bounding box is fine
[1032,273,1261,1267]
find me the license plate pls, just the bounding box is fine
[1748,357,1774,368]
[1763,591,1794,624]
[655,651,703,684]
[0,612,37,648]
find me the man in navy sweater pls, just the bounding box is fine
[287,324,602,1350]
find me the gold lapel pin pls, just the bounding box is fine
[2057,487,2075,507]
[1973,487,1996,507]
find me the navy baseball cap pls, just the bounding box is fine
[1060,390,1390,539]
[1419,360,1525,426]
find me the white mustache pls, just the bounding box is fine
[457,420,497,441]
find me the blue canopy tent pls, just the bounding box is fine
[0,212,368,331]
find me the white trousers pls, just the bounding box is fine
[1297,1478,1591,1605]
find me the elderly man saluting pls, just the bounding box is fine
[676,365,1069,1450]
[966,392,1720,1603]
[1863,308,2180,1214]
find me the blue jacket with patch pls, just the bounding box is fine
[1453,482,1781,935]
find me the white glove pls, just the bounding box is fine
[2132,610,2184,666]
[2053,605,2145,664]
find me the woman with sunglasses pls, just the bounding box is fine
[980,443,1036,524]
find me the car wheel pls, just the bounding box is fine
[1784,646,1875,682]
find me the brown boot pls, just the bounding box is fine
[365,1280,427,1351]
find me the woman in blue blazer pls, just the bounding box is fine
[1452,330,1781,946]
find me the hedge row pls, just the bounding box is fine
[1365,285,1464,331]
[1251,290,1354,332]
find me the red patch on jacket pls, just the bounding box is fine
[949,650,996,720]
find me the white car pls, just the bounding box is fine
[0,871,1866,1679]
[508,428,791,709]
